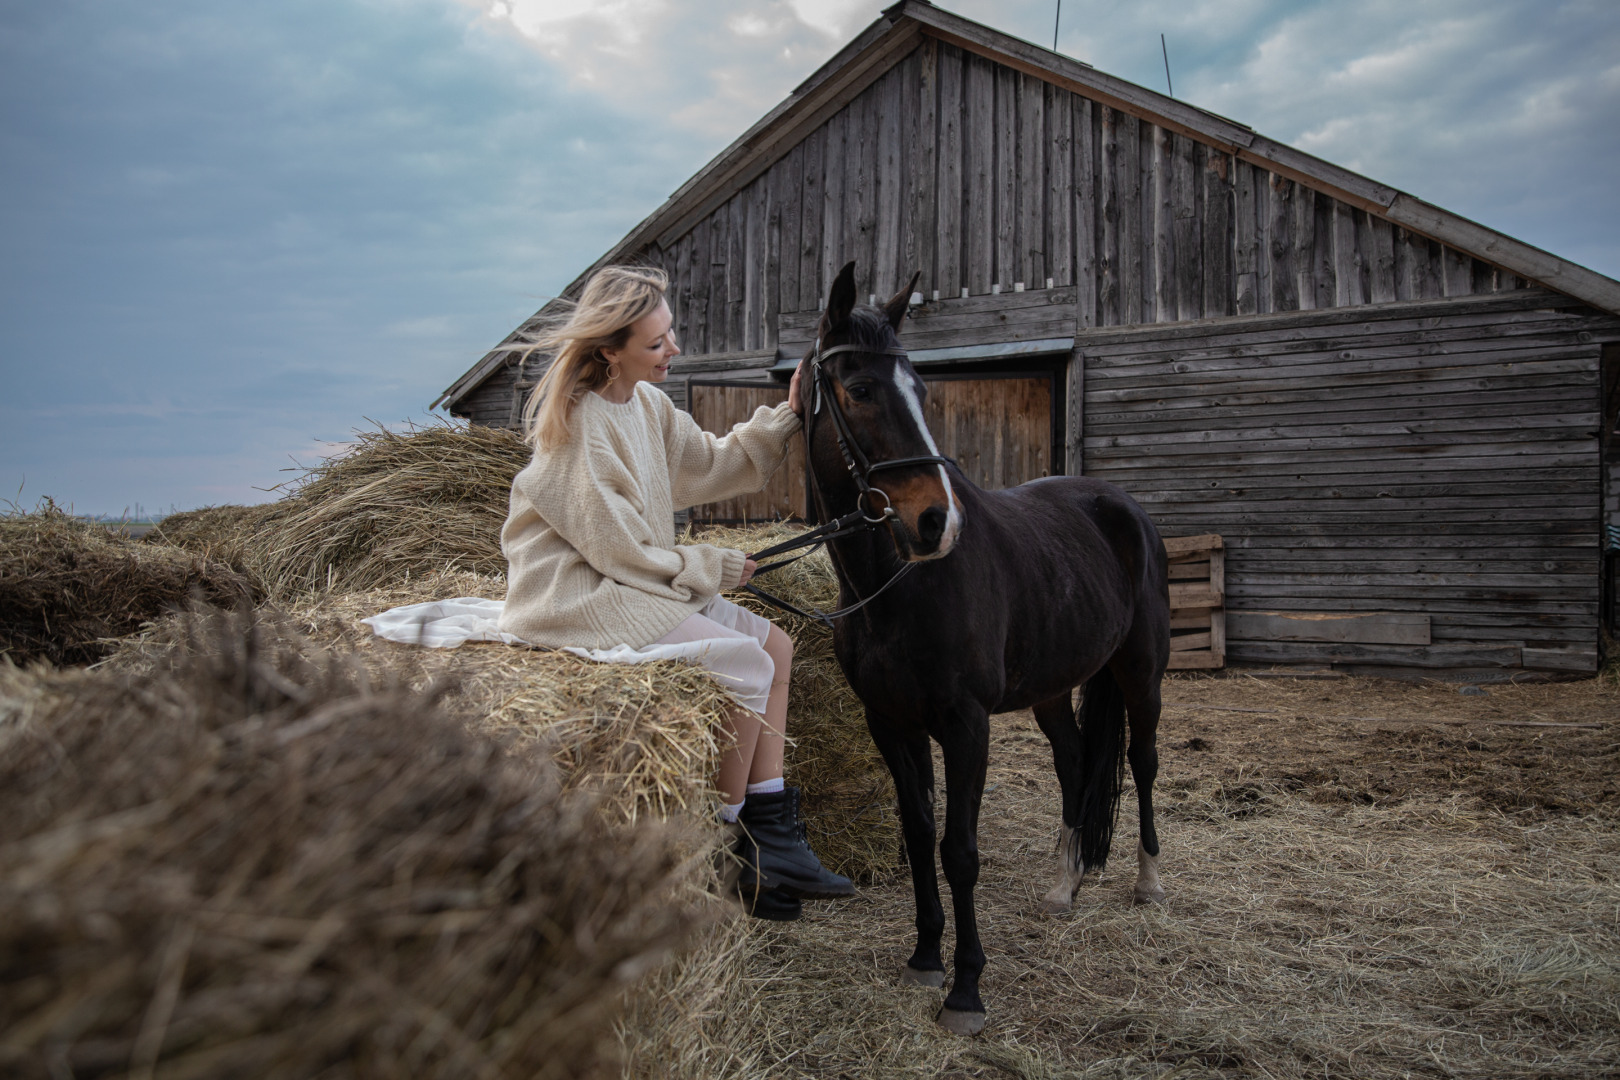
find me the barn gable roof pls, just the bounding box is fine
[434,0,1620,411]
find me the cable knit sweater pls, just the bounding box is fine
[498,381,801,649]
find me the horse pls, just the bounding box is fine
[790,261,1171,1035]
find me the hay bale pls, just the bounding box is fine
[0,502,259,665]
[684,524,900,884]
[0,607,703,1080]
[250,421,531,598]
[146,503,275,579]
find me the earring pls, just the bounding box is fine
[606,362,621,382]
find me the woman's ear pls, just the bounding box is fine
[882,271,921,330]
[819,261,858,338]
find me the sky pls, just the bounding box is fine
[2,0,1617,517]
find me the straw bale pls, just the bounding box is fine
[684,524,900,884]
[0,502,259,665]
[0,606,706,1080]
[146,503,276,580]
[248,421,531,598]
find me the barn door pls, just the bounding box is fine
[687,372,1058,523]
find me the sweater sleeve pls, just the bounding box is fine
[516,432,747,601]
[661,392,803,511]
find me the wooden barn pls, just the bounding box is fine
[436,0,1620,678]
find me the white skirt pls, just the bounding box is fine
[362,594,776,714]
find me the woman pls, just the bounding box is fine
[500,264,852,920]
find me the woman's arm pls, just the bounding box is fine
[661,392,803,511]
[513,435,746,600]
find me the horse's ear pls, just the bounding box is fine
[882,271,922,331]
[820,261,858,337]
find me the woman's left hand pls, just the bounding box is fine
[788,361,805,417]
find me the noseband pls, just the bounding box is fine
[742,337,954,626]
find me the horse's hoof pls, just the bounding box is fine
[936,1006,986,1036]
[1039,896,1072,915]
[1133,885,1165,906]
[900,964,945,988]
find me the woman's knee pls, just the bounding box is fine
[765,624,794,668]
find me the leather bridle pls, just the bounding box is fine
[741,336,954,625]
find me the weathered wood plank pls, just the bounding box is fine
[1163,533,1223,556]
[1226,642,1523,669]
[903,40,938,295]
[798,126,824,312]
[1118,112,1143,324]
[1393,226,1417,302]
[1369,215,1396,304]
[1442,245,1473,297]
[1151,123,1172,324]
[1334,201,1363,307]
[763,164,783,351]
[874,67,903,294]
[1312,188,1336,309]
[1293,182,1316,310]
[935,43,964,299]
[1268,173,1296,312]
[994,64,1017,288]
[1136,116,1153,323]
[1066,350,1083,475]
[1173,132,1200,321]
[1234,161,1258,315]
[1073,95,1096,326]
[673,231,693,348]
[820,106,847,303]
[1098,105,1121,326]
[706,209,727,354]
[966,52,994,294]
[1047,84,1073,289]
[1019,71,1045,288]
[745,179,767,351]
[777,145,801,322]
[847,85,876,293]
[1202,147,1232,318]
[728,192,748,350]
[1227,611,1431,645]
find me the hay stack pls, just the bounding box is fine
[0,607,702,1080]
[684,524,899,883]
[0,502,259,665]
[249,421,530,598]
[146,503,276,580]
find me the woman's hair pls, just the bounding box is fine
[521,265,670,449]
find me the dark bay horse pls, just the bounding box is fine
[796,262,1170,1035]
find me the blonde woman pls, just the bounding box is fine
[500,264,853,919]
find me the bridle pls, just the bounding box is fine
[742,336,954,626]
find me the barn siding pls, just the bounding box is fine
[1080,291,1620,674]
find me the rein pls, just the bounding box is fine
[741,337,951,627]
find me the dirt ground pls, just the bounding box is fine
[673,671,1619,1079]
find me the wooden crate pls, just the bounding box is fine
[1165,533,1224,670]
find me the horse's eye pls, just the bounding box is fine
[848,384,873,402]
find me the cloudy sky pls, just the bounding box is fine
[3,0,1617,516]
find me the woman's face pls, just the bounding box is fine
[602,300,680,388]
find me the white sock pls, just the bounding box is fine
[745,777,785,796]
[719,800,745,823]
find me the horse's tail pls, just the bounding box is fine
[1074,663,1128,872]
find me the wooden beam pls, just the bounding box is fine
[1228,611,1431,645]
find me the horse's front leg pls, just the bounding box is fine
[864,715,946,986]
[935,706,990,1034]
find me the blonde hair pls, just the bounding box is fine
[521,265,670,449]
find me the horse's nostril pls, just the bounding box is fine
[918,506,948,547]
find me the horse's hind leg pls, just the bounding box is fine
[1112,655,1165,905]
[1032,691,1085,914]
[864,715,946,987]
[935,703,990,1034]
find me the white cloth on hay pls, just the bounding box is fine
[362,595,774,714]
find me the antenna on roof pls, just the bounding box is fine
[1053,0,1061,51]
[1161,33,1174,98]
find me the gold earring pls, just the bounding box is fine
[606,362,621,382]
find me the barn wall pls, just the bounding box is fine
[638,38,1528,361]
[1080,291,1620,674]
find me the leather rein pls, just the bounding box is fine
[740,339,953,627]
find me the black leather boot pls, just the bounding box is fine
[737,882,803,921]
[736,787,856,900]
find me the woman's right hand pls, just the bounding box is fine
[737,558,758,587]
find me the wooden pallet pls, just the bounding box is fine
[1165,534,1225,670]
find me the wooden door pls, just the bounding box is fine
[687,373,1056,522]
[688,381,807,522]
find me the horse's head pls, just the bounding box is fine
[801,261,963,561]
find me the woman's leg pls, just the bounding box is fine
[716,705,764,806]
[747,624,794,784]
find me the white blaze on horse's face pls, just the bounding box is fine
[892,365,962,558]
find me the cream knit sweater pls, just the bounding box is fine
[498,382,801,649]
